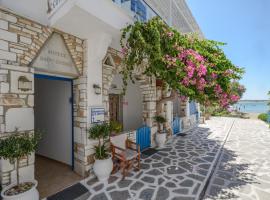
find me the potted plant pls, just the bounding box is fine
[88,122,113,182]
[153,115,167,148]
[109,121,122,136]
[0,132,41,200]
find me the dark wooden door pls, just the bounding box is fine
[109,94,120,122]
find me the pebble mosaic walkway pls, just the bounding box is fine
[80,117,235,200]
[204,119,270,200]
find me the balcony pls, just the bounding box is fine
[111,0,203,35]
[111,0,157,22]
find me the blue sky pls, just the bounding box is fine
[186,0,270,100]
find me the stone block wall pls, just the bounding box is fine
[0,8,86,186]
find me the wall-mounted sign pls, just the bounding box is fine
[47,0,65,14]
[89,107,105,124]
[18,76,32,92]
[32,33,79,77]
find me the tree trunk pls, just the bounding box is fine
[16,158,20,186]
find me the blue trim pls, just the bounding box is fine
[34,74,72,82]
[35,74,75,170]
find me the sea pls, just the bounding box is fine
[233,100,270,113]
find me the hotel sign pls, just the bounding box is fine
[89,107,105,124]
[47,0,65,14]
[32,33,79,77]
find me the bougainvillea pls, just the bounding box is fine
[120,17,244,107]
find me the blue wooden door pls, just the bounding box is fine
[172,117,182,135]
[136,125,151,151]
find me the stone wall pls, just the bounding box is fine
[0,8,85,186]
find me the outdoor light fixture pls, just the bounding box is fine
[93,84,101,95]
[18,76,32,91]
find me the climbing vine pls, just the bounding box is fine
[120,17,244,107]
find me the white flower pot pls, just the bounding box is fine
[93,156,113,182]
[155,132,167,148]
[1,180,39,200]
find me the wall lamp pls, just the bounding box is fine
[93,84,101,95]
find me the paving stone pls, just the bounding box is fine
[213,178,225,186]
[93,183,104,191]
[162,157,172,164]
[110,190,130,200]
[108,176,118,184]
[135,171,144,179]
[202,156,215,162]
[117,179,132,188]
[141,176,155,183]
[158,177,165,185]
[179,153,189,158]
[165,181,177,188]
[198,163,211,170]
[167,166,186,175]
[157,152,169,156]
[192,183,201,195]
[130,181,144,191]
[217,171,233,180]
[180,179,194,187]
[87,177,98,186]
[141,163,151,170]
[187,174,205,182]
[91,193,108,200]
[144,159,152,163]
[160,148,172,152]
[152,155,162,160]
[152,162,166,168]
[146,169,163,176]
[208,185,222,196]
[156,187,169,200]
[179,162,193,171]
[173,188,189,195]
[197,169,208,176]
[139,188,155,200]
[106,186,116,191]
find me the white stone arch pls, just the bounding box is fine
[102,52,157,132]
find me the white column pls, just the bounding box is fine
[86,33,112,108]
[185,99,190,118]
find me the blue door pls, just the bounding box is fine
[136,125,151,151]
[172,117,181,135]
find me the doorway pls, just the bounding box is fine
[34,74,81,198]
[109,94,123,124]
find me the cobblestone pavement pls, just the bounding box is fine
[204,118,270,200]
[80,117,235,200]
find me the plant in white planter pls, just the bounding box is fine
[0,131,41,200]
[88,122,113,182]
[153,115,167,148]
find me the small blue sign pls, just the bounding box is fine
[90,107,105,123]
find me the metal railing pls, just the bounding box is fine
[112,0,203,34]
[112,0,158,22]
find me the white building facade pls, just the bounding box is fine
[0,0,202,188]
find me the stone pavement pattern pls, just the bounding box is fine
[80,117,235,200]
[204,119,270,200]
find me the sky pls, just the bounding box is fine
[186,0,270,100]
